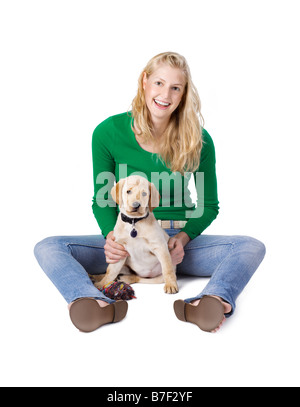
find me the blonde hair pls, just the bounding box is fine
[131,52,204,174]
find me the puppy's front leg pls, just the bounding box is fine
[152,246,178,294]
[94,258,127,290]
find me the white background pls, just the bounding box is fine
[1,0,299,387]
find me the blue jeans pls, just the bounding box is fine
[34,232,266,316]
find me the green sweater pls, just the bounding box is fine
[92,112,219,240]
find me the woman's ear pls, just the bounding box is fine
[111,179,125,206]
[148,182,160,212]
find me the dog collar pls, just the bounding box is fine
[121,212,149,238]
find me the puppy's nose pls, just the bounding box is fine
[132,201,141,209]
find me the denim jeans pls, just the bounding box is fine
[34,231,266,316]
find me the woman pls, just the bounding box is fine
[34,52,266,333]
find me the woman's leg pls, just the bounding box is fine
[176,234,266,316]
[34,235,114,304]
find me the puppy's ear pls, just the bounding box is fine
[111,179,125,206]
[148,182,160,212]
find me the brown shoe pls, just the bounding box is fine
[69,298,128,333]
[174,296,224,332]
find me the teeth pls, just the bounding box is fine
[154,99,170,106]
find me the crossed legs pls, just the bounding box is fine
[34,233,265,333]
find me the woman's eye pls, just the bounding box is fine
[173,87,180,91]
[142,192,147,197]
[155,81,162,86]
[127,190,132,194]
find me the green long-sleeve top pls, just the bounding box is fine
[92,112,219,240]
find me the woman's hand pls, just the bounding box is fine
[104,231,129,264]
[168,231,191,266]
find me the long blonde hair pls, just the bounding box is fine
[131,52,204,174]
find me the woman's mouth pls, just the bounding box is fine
[154,99,171,110]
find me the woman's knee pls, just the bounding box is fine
[235,235,266,262]
[34,236,68,260]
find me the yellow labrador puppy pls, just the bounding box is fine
[94,175,178,294]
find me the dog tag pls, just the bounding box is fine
[130,228,137,238]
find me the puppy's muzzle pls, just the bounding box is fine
[132,201,141,210]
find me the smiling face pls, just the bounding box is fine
[142,64,186,123]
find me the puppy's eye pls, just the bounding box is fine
[142,192,147,197]
[127,190,132,194]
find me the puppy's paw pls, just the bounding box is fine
[118,274,136,284]
[164,281,179,294]
[94,281,105,290]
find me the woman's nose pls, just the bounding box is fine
[161,87,171,100]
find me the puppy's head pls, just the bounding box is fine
[111,175,160,217]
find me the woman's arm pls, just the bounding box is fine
[168,130,218,265]
[92,117,118,237]
[181,129,219,240]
